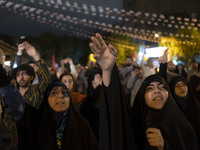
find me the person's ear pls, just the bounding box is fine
[30,76,34,81]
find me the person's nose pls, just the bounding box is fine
[180,85,184,89]
[57,91,63,98]
[19,73,24,79]
[154,87,161,93]
[66,81,71,86]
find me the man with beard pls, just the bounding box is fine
[119,56,135,85]
[14,64,35,96]
[119,56,135,98]
[141,58,156,78]
[127,66,144,107]
[12,41,50,107]
[159,59,178,83]
[1,41,50,149]
[189,64,200,101]
[166,61,178,82]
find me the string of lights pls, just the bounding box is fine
[18,0,200,31]
[0,0,199,46]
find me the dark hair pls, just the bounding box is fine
[86,67,102,95]
[12,64,35,80]
[59,72,75,91]
[126,56,132,60]
[89,67,102,80]
[59,72,74,82]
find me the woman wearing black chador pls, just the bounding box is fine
[89,33,199,150]
[169,76,200,146]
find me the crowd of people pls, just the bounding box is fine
[0,33,200,150]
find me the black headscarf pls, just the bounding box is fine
[169,76,189,111]
[170,76,200,146]
[43,81,71,149]
[131,75,199,150]
[38,81,98,150]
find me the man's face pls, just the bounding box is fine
[167,61,176,72]
[145,82,168,110]
[147,59,153,68]
[192,62,198,68]
[125,58,132,66]
[16,71,33,87]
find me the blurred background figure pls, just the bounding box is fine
[175,63,188,79]
[59,72,86,112]
[187,60,199,80]
[80,66,102,143]
[189,63,200,101]
[127,66,144,107]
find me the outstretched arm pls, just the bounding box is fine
[158,49,168,81]
[66,58,78,80]
[89,33,117,87]
[89,33,138,150]
[19,41,50,108]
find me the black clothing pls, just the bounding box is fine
[159,63,178,83]
[100,64,199,150]
[189,75,200,102]
[0,64,25,121]
[175,65,187,79]
[80,85,101,143]
[132,74,199,150]
[17,104,40,150]
[0,64,10,87]
[39,103,97,150]
[100,64,138,150]
[18,81,98,150]
[170,76,200,146]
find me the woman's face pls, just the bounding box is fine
[48,86,70,112]
[145,82,168,110]
[174,81,188,97]
[177,64,183,70]
[61,75,74,91]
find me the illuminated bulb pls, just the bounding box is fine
[154,34,159,37]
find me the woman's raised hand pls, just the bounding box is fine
[89,33,117,71]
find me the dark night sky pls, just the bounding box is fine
[0,8,64,37]
[0,0,199,41]
[0,0,122,37]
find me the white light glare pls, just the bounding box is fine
[154,34,159,37]
[4,61,11,66]
[144,47,167,58]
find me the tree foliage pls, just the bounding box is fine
[108,34,139,65]
[35,32,90,66]
[159,27,200,63]
[38,32,58,63]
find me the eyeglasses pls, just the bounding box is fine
[49,90,69,98]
